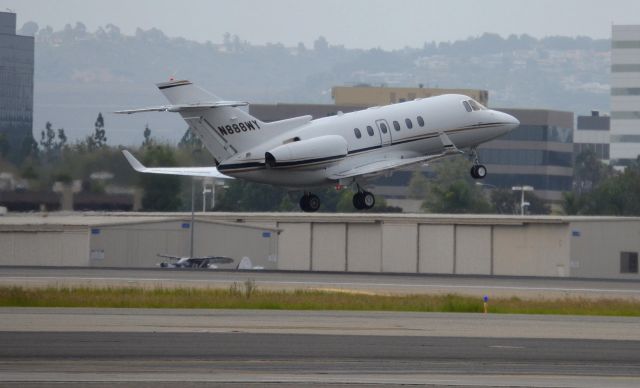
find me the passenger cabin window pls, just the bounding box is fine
[393,121,401,131]
[354,128,362,139]
[367,125,374,136]
[380,123,388,133]
[405,118,413,129]
[417,116,425,127]
[463,101,472,112]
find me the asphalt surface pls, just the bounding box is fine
[0,331,639,387]
[1,308,640,386]
[1,266,640,299]
[2,268,640,386]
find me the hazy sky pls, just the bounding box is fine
[4,0,640,49]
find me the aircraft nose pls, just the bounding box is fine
[499,112,519,132]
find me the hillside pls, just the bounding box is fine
[22,22,610,145]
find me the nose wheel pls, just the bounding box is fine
[470,164,487,179]
[299,192,321,212]
[353,188,375,210]
[469,148,487,179]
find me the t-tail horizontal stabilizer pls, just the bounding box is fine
[122,150,232,179]
[114,101,249,114]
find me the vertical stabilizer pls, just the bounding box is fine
[156,80,269,163]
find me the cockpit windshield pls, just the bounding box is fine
[468,99,487,111]
[462,99,487,112]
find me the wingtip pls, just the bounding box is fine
[122,150,146,172]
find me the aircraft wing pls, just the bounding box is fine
[330,131,463,180]
[329,150,460,180]
[114,101,249,114]
[157,254,182,260]
[202,256,234,264]
[123,150,233,179]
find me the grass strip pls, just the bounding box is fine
[0,285,639,316]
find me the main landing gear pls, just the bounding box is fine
[297,186,376,212]
[299,192,321,212]
[352,185,375,210]
[469,148,487,179]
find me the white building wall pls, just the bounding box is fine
[381,223,417,273]
[346,223,382,272]
[455,226,492,275]
[570,220,640,279]
[0,230,89,266]
[493,224,570,277]
[311,223,346,271]
[418,224,454,273]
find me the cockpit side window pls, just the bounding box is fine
[462,100,472,112]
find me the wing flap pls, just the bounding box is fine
[329,152,454,180]
[122,150,233,179]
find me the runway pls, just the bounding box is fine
[2,268,640,386]
[1,308,640,386]
[1,266,640,299]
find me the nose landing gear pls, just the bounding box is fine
[469,148,487,179]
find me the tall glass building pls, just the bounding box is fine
[611,25,640,168]
[0,12,34,155]
[478,108,574,202]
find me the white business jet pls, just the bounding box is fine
[117,80,519,212]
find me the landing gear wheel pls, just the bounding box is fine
[362,191,375,209]
[307,194,321,212]
[353,192,365,210]
[470,165,487,179]
[353,191,375,210]
[299,193,320,212]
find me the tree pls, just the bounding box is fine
[178,127,202,149]
[139,146,182,211]
[573,148,612,194]
[85,113,107,151]
[563,156,640,216]
[40,122,67,161]
[490,188,549,215]
[142,124,153,148]
[40,121,56,155]
[407,169,429,199]
[421,157,492,214]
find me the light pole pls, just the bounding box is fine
[511,185,534,216]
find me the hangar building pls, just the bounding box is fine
[0,213,638,280]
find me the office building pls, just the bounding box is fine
[478,108,574,202]
[611,25,640,168]
[0,12,34,154]
[332,85,488,107]
[573,111,610,162]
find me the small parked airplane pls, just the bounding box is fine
[117,80,519,212]
[157,254,234,269]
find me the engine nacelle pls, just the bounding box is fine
[265,135,348,168]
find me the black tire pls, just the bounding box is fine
[307,194,321,212]
[470,165,478,179]
[299,195,309,212]
[352,192,365,210]
[362,191,375,209]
